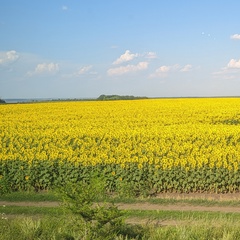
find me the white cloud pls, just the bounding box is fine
[62,65,97,79]
[27,62,59,76]
[212,66,238,80]
[212,59,240,79]
[157,65,171,73]
[230,34,240,40]
[77,65,92,75]
[150,64,186,78]
[227,59,240,69]
[150,65,171,78]
[35,63,59,73]
[180,64,192,72]
[0,50,19,65]
[113,50,138,65]
[108,61,148,76]
[62,5,68,11]
[145,52,157,59]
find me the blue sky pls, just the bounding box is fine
[1,1,240,99]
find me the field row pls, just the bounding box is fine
[1,98,240,193]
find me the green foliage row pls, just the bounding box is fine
[1,160,240,195]
[0,98,6,104]
[97,94,148,101]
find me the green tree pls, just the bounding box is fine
[0,98,6,104]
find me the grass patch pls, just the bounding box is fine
[147,223,240,240]
[0,205,64,217]
[124,209,240,222]
[2,208,240,240]
[3,204,240,223]
[2,190,240,240]
[2,217,240,240]
[0,191,59,202]
[147,197,240,207]
[2,191,240,208]
[107,195,240,208]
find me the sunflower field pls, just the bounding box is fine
[1,98,240,194]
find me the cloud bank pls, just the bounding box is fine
[145,52,157,59]
[27,62,59,76]
[180,64,193,72]
[0,50,19,65]
[230,34,240,40]
[227,59,240,69]
[213,58,240,79]
[77,65,92,75]
[150,64,192,78]
[113,50,138,65]
[108,62,148,76]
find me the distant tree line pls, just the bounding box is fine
[97,94,148,101]
[0,99,6,104]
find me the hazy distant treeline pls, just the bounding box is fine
[97,94,148,101]
[0,99,6,104]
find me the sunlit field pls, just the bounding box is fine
[1,98,240,194]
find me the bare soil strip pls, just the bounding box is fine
[155,192,240,201]
[1,201,240,213]
[2,193,240,214]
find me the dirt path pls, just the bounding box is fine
[2,193,240,214]
[1,201,240,213]
[2,194,240,226]
[155,192,240,201]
